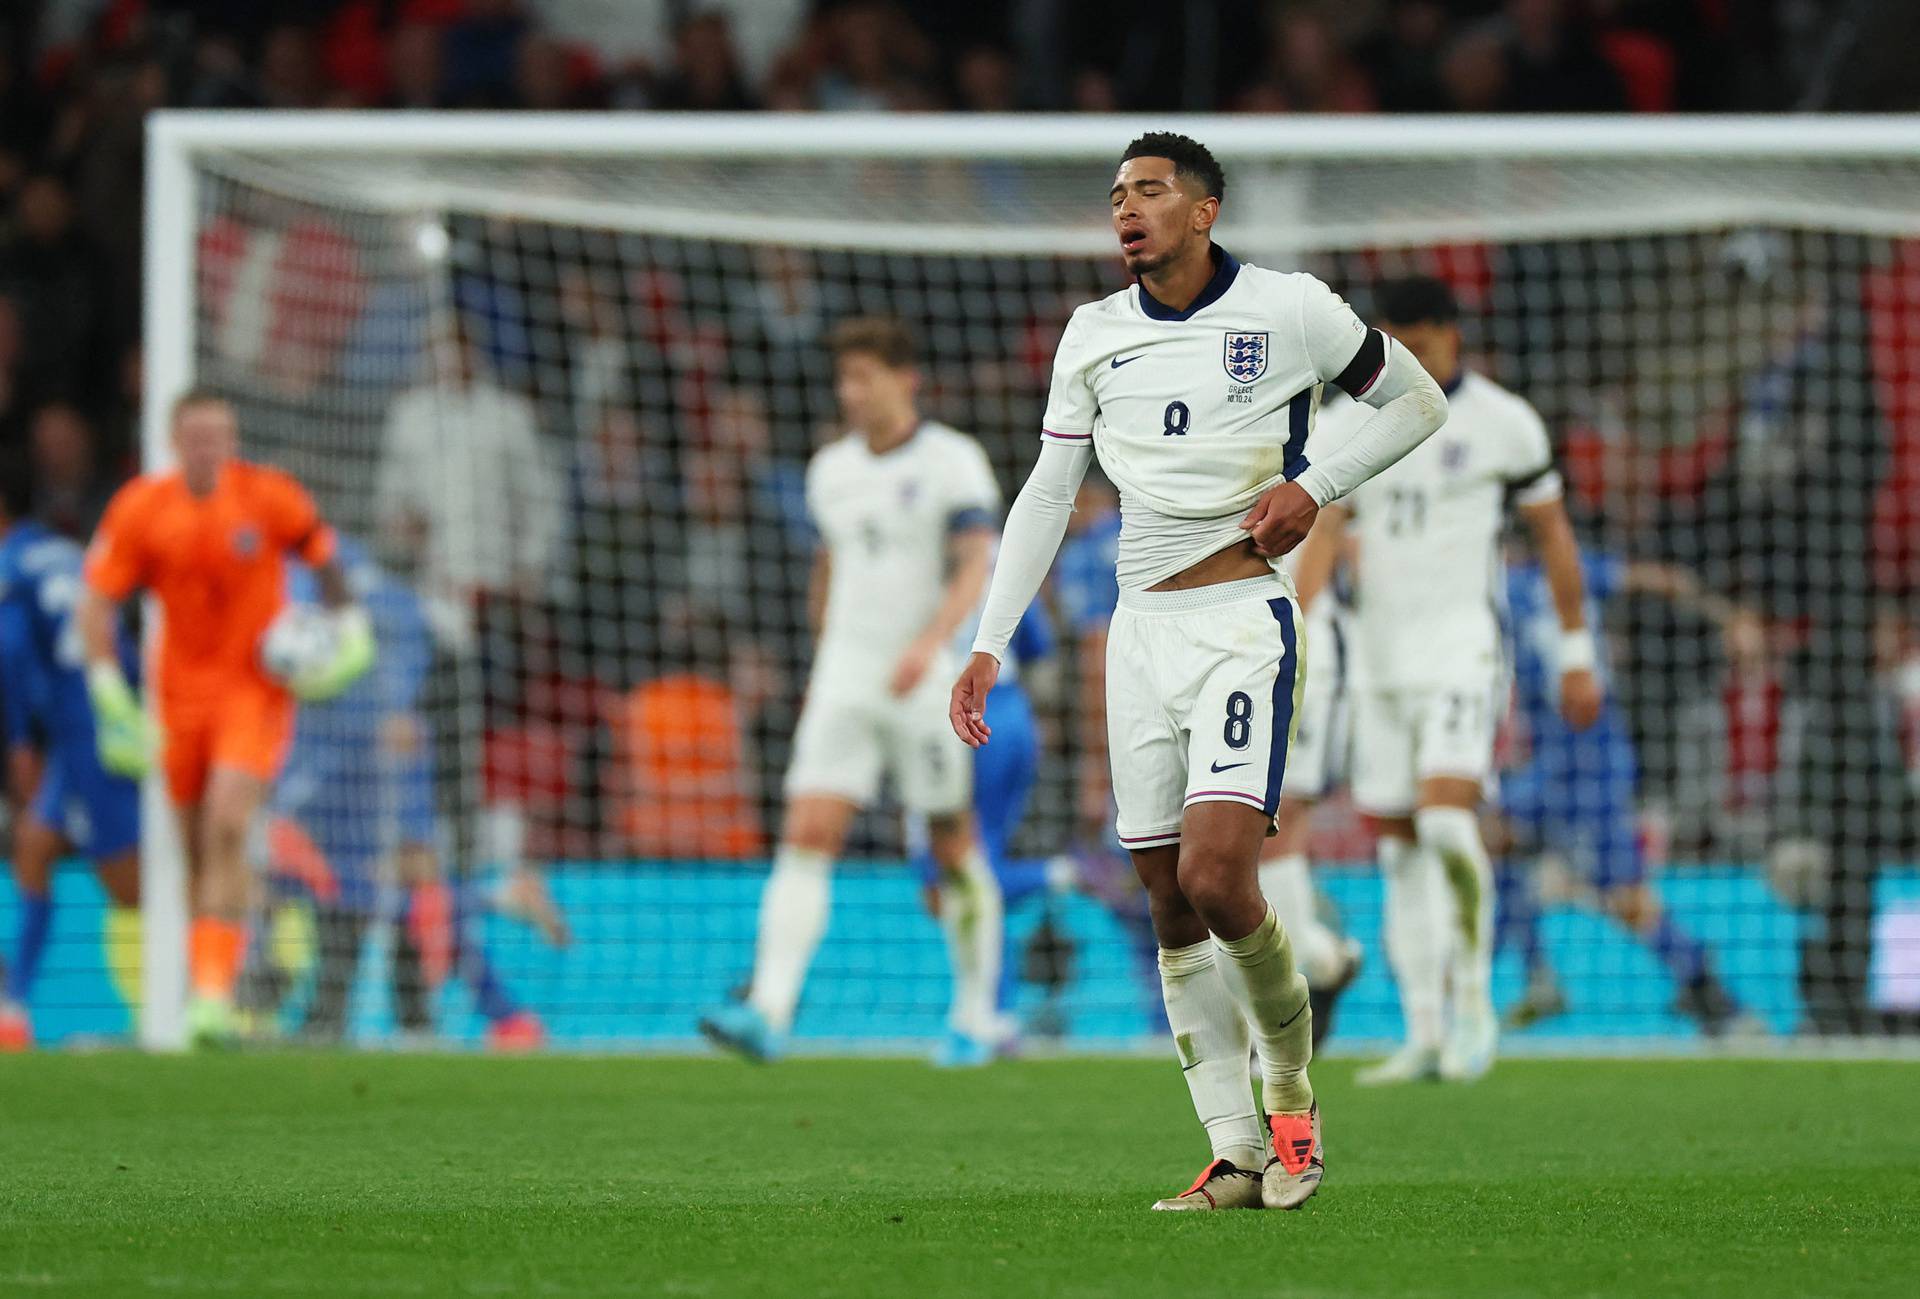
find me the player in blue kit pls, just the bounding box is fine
[960,609,1053,883]
[0,464,141,1048]
[1496,549,1750,1035]
[257,537,543,1048]
[1053,473,1122,833]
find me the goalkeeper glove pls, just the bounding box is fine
[87,662,157,780]
[290,606,376,702]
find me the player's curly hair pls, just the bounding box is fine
[1120,132,1226,203]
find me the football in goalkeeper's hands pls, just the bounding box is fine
[261,602,341,687]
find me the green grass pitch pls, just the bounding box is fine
[2,1054,1914,1298]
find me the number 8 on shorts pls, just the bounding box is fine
[1104,574,1307,851]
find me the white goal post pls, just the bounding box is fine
[138,111,1920,1051]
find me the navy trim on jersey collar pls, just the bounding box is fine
[1441,369,1467,397]
[1137,246,1240,322]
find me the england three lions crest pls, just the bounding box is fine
[1223,331,1268,383]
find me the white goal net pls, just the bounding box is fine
[103,114,1920,1050]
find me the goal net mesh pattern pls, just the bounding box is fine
[87,127,1920,1046]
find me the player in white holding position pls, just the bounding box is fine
[951,134,1447,1211]
[702,317,1007,1067]
[1294,276,1602,1085]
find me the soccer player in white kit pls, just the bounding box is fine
[1292,276,1603,1086]
[950,135,1448,1211]
[702,317,1008,1067]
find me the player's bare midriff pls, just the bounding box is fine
[1146,537,1270,591]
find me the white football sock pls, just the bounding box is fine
[1158,940,1265,1169]
[1214,907,1314,1115]
[937,845,1004,1040]
[1259,853,1341,986]
[1379,835,1448,1051]
[1417,805,1495,1009]
[745,845,832,1034]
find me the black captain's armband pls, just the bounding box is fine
[1502,461,1561,510]
[1332,329,1388,399]
[1509,462,1557,491]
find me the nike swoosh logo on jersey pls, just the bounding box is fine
[1209,760,1250,773]
[1110,354,1143,368]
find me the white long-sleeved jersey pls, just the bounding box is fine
[1040,251,1408,587]
[970,248,1446,662]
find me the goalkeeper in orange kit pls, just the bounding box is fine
[76,392,373,1046]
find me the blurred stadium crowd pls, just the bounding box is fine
[2,0,1920,1038]
[2,0,1912,511]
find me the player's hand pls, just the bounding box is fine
[1238,480,1319,558]
[86,662,156,779]
[889,633,939,697]
[1558,668,1603,731]
[291,607,376,702]
[949,652,1000,748]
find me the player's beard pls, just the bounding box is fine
[1124,244,1173,278]
[1124,229,1195,280]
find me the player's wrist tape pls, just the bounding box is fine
[1558,628,1598,673]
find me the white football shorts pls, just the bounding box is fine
[1349,674,1502,818]
[784,680,971,816]
[1106,573,1304,851]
